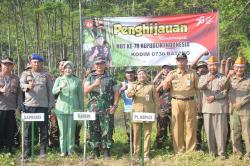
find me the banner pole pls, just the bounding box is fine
[83,120,87,165]
[21,114,24,166]
[31,121,34,162]
[141,122,144,166]
[79,0,84,77]
[130,118,133,166]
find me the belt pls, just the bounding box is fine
[172,96,194,101]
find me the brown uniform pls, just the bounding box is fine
[127,81,159,157]
[164,68,198,153]
[228,75,250,156]
[198,72,228,156]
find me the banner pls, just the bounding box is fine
[83,12,218,67]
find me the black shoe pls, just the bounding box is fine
[156,142,164,149]
[103,148,111,158]
[24,153,30,160]
[8,146,13,153]
[87,148,100,160]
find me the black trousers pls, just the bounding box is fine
[0,110,16,151]
[24,107,48,154]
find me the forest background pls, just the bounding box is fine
[0,0,250,165]
[0,0,250,76]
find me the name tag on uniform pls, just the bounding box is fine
[73,112,96,121]
[186,80,191,86]
[132,112,155,122]
[22,113,44,121]
[172,80,179,88]
[145,95,149,101]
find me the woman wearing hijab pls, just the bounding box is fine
[52,61,83,156]
[127,67,159,162]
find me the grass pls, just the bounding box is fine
[1,126,250,166]
[1,104,250,165]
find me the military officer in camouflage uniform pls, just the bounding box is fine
[87,34,112,68]
[153,65,172,149]
[84,57,118,159]
[195,61,208,150]
[227,56,250,158]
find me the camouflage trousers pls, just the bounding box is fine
[88,113,113,150]
[109,114,114,143]
[124,112,133,143]
[196,113,204,150]
[75,121,82,147]
[48,115,59,148]
[155,112,172,148]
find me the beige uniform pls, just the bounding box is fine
[164,68,198,153]
[127,81,159,157]
[228,75,250,156]
[198,72,228,156]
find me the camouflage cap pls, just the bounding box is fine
[94,56,106,64]
[196,61,207,68]
[125,67,135,72]
[162,63,172,69]
[176,52,187,59]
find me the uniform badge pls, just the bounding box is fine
[186,80,191,86]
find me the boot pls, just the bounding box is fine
[40,146,46,158]
[103,148,111,158]
[87,148,100,160]
[8,146,13,154]
[24,148,31,159]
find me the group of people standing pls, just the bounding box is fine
[116,51,250,162]
[0,50,250,163]
[0,54,83,159]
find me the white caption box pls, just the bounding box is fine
[22,113,44,122]
[74,112,96,121]
[132,112,155,122]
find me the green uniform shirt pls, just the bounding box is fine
[52,75,83,114]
